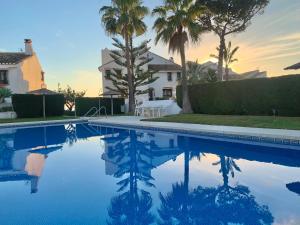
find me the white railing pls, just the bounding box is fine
[83,106,107,118]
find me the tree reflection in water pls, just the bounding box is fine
[158,146,274,225]
[158,136,205,225]
[104,129,156,225]
[101,130,274,225]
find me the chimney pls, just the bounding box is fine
[24,39,34,55]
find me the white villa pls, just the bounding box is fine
[98,48,182,103]
[0,39,46,93]
[199,61,267,80]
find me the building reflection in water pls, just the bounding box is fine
[0,124,73,193]
[100,128,277,225]
[0,123,137,194]
[3,123,299,224]
[100,128,182,225]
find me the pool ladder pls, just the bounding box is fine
[83,106,107,118]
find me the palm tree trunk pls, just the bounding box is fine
[125,32,135,113]
[225,65,229,81]
[183,148,190,223]
[220,155,229,187]
[180,41,193,113]
[218,34,226,81]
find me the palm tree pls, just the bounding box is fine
[211,41,239,81]
[223,42,239,81]
[152,0,205,113]
[100,0,149,113]
[186,60,206,84]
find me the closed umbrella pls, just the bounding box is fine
[28,88,58,119]
[100,90,122,116]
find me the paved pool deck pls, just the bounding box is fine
[89,116,300,141]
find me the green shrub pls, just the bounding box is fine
[12,94,64,118]
[177,74,300,116]
[0,88,12,103]
[75,97,125,116]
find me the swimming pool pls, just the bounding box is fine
[0,122,299,225]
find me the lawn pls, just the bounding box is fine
[143,114,300,130]
[0,116,77,124]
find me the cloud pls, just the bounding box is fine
[272,33,300,42]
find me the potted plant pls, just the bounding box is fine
[0,88,12,104]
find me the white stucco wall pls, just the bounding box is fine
[99,49,181,103]
[0,64,28,93]
[0,53,45,94]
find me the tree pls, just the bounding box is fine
[186,60,206,84]
[204,68,218,83]
[105,38,158,98]
[57,85,86,112]
[186,61,218,84]
[152,0,206,114]
[197,0,269,80]
[100,0,149,113]
[223,42,239,81]
[0,88,12,103]
[211,41,239,81]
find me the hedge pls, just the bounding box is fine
[75,97,125,116]
[177,74,300,116]
[12,94,64,118]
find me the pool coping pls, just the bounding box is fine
[0,118,88,129]
[89,117,300,147]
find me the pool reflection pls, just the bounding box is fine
[1,123,300,224]
[99,127,276,225]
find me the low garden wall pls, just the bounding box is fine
[75,97,125,116]
[12,94,64,118]
[177,74,300,116]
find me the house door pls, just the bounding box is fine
[149,88,154,101]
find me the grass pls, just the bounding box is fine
[143,114,300,130]
[0,116,77,124]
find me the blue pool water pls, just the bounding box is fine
[0,123,300,225]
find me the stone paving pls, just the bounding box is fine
[89,116,300,141]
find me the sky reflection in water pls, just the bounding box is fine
[0,123,300,225]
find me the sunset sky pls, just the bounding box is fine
[0,0,299,96]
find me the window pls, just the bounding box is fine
[0,70,8,85]
[169,139,174,148]
[177,72,181,80]
[105,70,111,79]
[148,88,154,101]
[167,72,172,81]
[163,88,172,98]
[149,73,153,81]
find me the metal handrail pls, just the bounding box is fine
[98,106,107,118]
[83,107,98,117]
[83,106,107,118]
